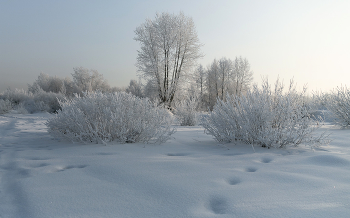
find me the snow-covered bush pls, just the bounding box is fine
[174,98,198,126]
[11,102,29,114]
[202,80,327,148]
[0,89,32,113]
[125,79,143,98]
[32,90,65,113]
[28,73,65,94]
[0,89,65,114]
[46,92,175,144]
[307,92,335,123]
[0,99,12,114]
[0,89,32,106]
[323,86,350,127]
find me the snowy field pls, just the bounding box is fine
[0,113,350,218]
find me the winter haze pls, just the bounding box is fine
[1,0,350,93]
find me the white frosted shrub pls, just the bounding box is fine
[309,92,335,123]
[1,89,32,105]
[46,92,175,144]
[202,80,327,148]
[0,89,32,113]
[28,73,65,94]
[174,98,198,126]
[0,89,65,113]
[0,99,12,114]
[12,102,29,114]
[323,86,350,127]
[32,90,65,113]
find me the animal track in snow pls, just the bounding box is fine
[167,153,190,157]
[3,165,31,178]
[261,157,273,163]
[97,152,116,156]
[27,157,50,161]
[17,168,31,178]
[245,167,257,172]
[221,153,244,156]
[209,196,228,214]
[227,177,241,185]
[31,163,49,168]
[54,165,88,172]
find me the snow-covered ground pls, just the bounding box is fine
[0,113,349,218]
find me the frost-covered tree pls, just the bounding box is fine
[205,58,233,109]
[203,57,253,109]
[61,77,81,97]
[72,67,111,93]
[28,73,66,94]
[143,79,159,102]
[28,72,82,97]
[218,57,233,100]
[206,60,220,109]
[125,79,143,98]
[194,64,206,110]
[134,12,203,108]
[194,65,205,99]
[232,56,253,96]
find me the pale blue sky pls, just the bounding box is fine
[1,0,349,93]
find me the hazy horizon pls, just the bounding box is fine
[1,0,349,93]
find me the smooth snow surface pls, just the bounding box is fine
[0,113,349,217]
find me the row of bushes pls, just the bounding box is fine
[43,80,327,148]
[4,80,350,148]
[0,89,65,114]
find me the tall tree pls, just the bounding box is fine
[72,67,111,93]
[134,12,203,108]
[202,57,253,109]
[206,60,220,109]
[232,57,253,96]
[194,64,206,108]
[125,79,143,98]
[218,57,233,100]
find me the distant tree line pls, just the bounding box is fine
[28,67,122,97]
[126,56,253,111]
[0,67,123,114]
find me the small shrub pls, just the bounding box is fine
[323,86,350,127]
[46,92,175,144]
[0,99,12,114]
[202,80,328,148]
[174,98,198,126]
[12,102,29,114]
[32,90,65,113]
